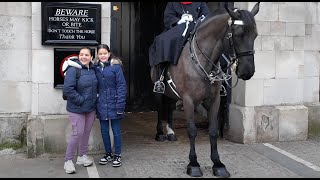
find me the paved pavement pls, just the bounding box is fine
[1,111,320,178]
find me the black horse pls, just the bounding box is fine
[150,2,260,177]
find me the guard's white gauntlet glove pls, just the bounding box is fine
[177,14,193,25]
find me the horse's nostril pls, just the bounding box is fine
[237,72,247,80]
[240,74,252,80]
[242,76,251,80]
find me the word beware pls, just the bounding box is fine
[55,9,89,17]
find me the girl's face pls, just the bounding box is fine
[98,48,110,63]
[79,49,92,66]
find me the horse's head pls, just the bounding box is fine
[225,2,260,80]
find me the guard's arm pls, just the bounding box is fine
[163,2,180,29]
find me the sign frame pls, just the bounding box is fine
[41,2,101,46]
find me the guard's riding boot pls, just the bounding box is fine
[153,64,166,94]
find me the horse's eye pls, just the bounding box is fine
[232,26,245,37]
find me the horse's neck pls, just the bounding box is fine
[195,14,230,68]
[198,13,230,36]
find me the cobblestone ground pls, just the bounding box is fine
[1,111,319,178]
[93,111,307,178]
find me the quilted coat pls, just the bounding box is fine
[95,58,127,120]
[63,60,98,114]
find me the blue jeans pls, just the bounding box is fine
[99,118,122,155]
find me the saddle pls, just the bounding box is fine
[153,16,206,95]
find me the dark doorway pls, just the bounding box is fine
[110,1,167,112]
[110,2,231,112]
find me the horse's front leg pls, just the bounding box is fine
[183,97,202,177]
[208,92,230,178]
[166,100,177,141]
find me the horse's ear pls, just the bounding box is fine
[224,3,240,20]
[251,2,260,16]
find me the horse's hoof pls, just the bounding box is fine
[187,164,203,177]
[167,134,177,141]
[155,134,167,142]
[212,167,230,178]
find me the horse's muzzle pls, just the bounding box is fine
[239,74,253,80]
[237,70,255,80]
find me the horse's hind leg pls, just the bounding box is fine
[183,97,202,177]
[208,94,230,177]
[155,94,166,141]
[166,98,177,141]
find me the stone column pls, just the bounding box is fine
[304,2,320,137]
[225,2,309,143]
[0,2,31,150]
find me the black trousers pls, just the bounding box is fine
[155,62,168,80]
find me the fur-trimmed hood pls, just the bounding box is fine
[93,57,122,66]
[63,57,96,76]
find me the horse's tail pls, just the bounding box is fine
[150,66,157,83]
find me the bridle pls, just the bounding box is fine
[226,16,256,64]
[189,11,255,87]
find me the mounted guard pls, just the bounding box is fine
[149,2,210,93]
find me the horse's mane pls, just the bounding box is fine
[199,8,256,34]
[197,11,228,31]
[210,8,228,17]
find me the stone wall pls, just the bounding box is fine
[0,2,319,157]
[0,2,31,151]
[226,2,319,143]
[0,2,112,158]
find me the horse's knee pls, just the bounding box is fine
[208,128,219,138]
[187,126,197,138]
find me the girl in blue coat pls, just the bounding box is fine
[63,47,98,174]
[94,44,127,167]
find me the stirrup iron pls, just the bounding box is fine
[153,75,165,94]
[220,84,227,96]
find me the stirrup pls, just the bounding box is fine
[153,80,165,94]
[220,85,227,96]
